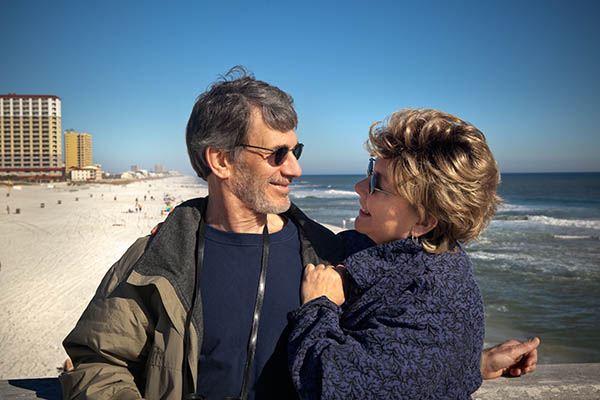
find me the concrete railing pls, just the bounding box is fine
[474,363,600,399]
[2,363,599,399]
[1,377,60,399]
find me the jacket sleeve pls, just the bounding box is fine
[287,294,482,400]
[60,237,153,400]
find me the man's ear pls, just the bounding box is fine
[413,214,438,237]
[205,146,232,179]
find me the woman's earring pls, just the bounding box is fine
[410,231,419,244]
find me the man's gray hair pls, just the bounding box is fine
[186,66,298,179]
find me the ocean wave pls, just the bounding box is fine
[487,304,509,313]
[494,215,530,221]
[469,251,537,263]
[291,189,359,199]
[528,215,600,229]
[497,203,532,212]
[469,251,498,261]
[553,234,600,240]
[493,214,600,229]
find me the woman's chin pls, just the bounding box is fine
[354,218,371,238]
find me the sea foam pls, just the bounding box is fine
[291,189,359,199]
[529,215,600,229]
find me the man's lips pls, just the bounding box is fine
[270,181,290,194]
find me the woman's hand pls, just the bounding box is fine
[301,264,347,306]
[481,337,540,379]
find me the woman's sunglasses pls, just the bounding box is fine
[367,158,394,195]
[239,143,304,166]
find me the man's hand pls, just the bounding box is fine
[301,264,347,306]
[481,337,540,379]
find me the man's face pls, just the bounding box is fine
[230,111,302,214]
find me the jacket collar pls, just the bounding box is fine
[345,238,425,290]
[133,197,345,312]
[284,202,345,267]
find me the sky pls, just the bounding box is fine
[1,0,599,175]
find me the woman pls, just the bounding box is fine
[288,109,502,399]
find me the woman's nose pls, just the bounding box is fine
[355,176,369,196]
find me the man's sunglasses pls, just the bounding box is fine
[239,143,304,166]
[367,158,394,195]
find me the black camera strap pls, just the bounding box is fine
[239,224,269,400]
[184,217,270,400]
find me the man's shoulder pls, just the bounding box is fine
[173,196,208,213]
[95,235,153,296]
[284,203,337,240]
[284,203,346,265]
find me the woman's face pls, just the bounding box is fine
[354,158,421,245]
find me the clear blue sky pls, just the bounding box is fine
[2,0,599,174]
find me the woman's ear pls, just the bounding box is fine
[413,214,438,237]
[205,146,232,179]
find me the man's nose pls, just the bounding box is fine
[281,150,302,177]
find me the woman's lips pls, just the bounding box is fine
[359,208,371,217]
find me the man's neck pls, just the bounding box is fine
[204,187,285,234]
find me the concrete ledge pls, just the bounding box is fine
[1,364,599,399]
[0,377,61,399]
[475,363,600,399]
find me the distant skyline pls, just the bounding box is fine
[2,0,599,175]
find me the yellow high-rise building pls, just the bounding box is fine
[0,94,62,180]
[64,130,92,172]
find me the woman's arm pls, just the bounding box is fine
[288,264,482,400]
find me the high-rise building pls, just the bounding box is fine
[0,94,62,180]
[64,130,92,172]
[154,164,165,173]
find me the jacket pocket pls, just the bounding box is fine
[144,331,182,400]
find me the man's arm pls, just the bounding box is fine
[481,337,540,379]
[60,237,152,400]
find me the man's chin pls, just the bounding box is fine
[249,195,291,215]
[270,197,291,214]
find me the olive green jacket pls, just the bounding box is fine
[60,198,344,400]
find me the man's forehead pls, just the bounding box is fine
[247,110,297,145]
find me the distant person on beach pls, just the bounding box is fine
[288,109,539,398]
[60,67,538,400]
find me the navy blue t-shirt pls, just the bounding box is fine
[197,218,302,399]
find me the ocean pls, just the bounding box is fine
[288,173,600,364]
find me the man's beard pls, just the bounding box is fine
[231,160,291,215]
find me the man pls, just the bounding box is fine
[60,67,538,400]
[61,66,344,400]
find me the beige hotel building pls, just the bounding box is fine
[0,94,63,180]
[64,130,92,172]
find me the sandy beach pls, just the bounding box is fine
[0,176,207,379]
[0,176,344,379]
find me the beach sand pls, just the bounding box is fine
[0,176,342,379]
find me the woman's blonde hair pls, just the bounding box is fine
[367,109,502,254]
